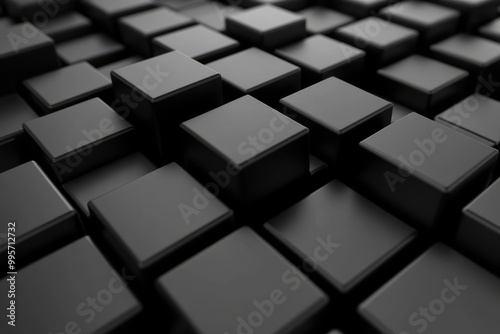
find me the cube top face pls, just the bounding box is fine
[89,163,232,268]
[182,95,308,166]
[156,227,328,334]
[361,112,498,191]
[112,50,220,101]
[24,98,132,161]
[378,55,468,94]
[227,5,304,34]
[56,33,125,65]
[119,7,193,35]
[337,17,418,48]
[360,243,500,334]
[86,0,155,15]
[281,77,392,134]
[0,93,37,143]
[437,95,500,146]
[0,161,74,243]
[431,34,500,68]
[265,180,416,292]
[276,35,365,73]
[381,2,459,27]
[207,47,300,93]
[0,237,141,333]
[154,25,239,61]
[23,62,111,110]
[480,17,500,40]
[299,7,354,34]
[0,22,53,57]
[465,178,500,229]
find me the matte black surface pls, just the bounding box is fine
[280,76,392,167]
[181,95,309,207]
[153,24,239,63]
[360,243,500,334]
[207,47,300,107]
[298,6,354,36]
[156,227,328,334]
[455,178,500,275]
[335,17,418,68]
[39,12,94,43]
[81,0,156,35]
[0,22,60,95]
[226,5,306,49]
[436,94,500,149]
[328,0,387,18]
[89,162,233,276]
[0,237,141,334]
[0,161,80,267]
[23,62,112,114]
[63,152,156,217]
[118,7,193,56]
[180,2,241,32]
[111,51,222,161]
[479,17,500,43]
[431,0,497,30]
[376,55,469,115]
[56,33,128,67]
[430,34,500,90]
[276,34,365,85]
[4,0,76,20]
[380,1,460,45]
[358,112,498,231]
[0,93,37,145]
[265,180,416,293]
[98,56,143,80]
[24,98,135,182]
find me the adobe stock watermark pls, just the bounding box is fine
[384,127,448,192]
[178,111,292,224]
[7,0,73,52]
[441,74,500,127]
[224,235,340,334]
[48,268,135,334]
[398,277,468,334]
[54,64,170,181]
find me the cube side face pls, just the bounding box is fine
[238,129,309,206]
[376,73,431,114]
[119,20,149,56]
[456,212,500,275]
[356,146,445,230]
[251,70,301,108]
[263,20,306,49]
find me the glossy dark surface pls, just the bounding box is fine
[156,227,328,334]
[265,180,416,293]
[360,243,500,334]
[39,12,94,43]
[89,163,233,274]
[23,62,112,114]
[0,237,141,333]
